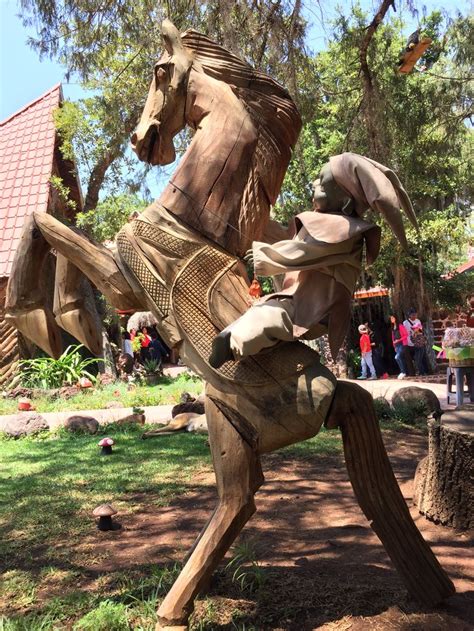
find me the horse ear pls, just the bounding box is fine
[162,19,184,54]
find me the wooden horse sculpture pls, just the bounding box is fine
[6,21,454,630]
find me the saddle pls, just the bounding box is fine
[115,203,321,387]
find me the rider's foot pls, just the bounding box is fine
[209,330,234,369]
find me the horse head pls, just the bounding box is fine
[131,20,192,166]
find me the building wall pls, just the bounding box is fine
[431,297,474,356]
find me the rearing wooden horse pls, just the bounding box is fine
[6,21,454,630]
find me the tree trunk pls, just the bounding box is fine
[414,411,474,531]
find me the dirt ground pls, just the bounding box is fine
[79,428,473,630]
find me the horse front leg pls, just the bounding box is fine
[6,212,140,357]
[326,381,455,606]
[156,397,264,630]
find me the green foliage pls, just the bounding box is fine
[226,541,266,594]
[373,396,430,427]
[346,349,362,377]
[74,601,129,630]
[49,174,77,212]
[75,193,147,242]
[131,334,144,354]
[275,8,473,314]
[17,345,102,389]
[142,358,161,374]
[391,398,430,425]
[23,0,309,209]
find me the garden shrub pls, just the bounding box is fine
[17,345,102,389]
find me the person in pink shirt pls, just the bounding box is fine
[357,324,377,380]
[390,315,408,379]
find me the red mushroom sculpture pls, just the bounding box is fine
[98,437,114,455]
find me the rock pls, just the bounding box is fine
[2,387,33,399]
[179,392,195,404]
[3,413,48,438]
[117,353,134,375]
[98,372,116,386]
[392,386,442,421]
[64,415,99,434]
[58,386,81,399]
[115,413,146,426]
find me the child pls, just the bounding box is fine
[357,324,377,380]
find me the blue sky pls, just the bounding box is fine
[1,0,468,197]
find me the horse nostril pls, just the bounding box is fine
[131,132,138,146]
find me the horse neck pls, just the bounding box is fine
[157,70,259,256]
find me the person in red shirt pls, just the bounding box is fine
[357,324,377,380]
[390,315,409,379]
[140,326,152,362]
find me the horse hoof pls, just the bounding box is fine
[155,625,187,631]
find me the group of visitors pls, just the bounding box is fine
[358,309,428,380]
[122,326,169,366]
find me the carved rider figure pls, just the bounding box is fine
[210,152,418,368]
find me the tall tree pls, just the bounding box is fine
[19,0,309,210]
[276,8,473,314]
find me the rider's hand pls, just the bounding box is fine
[243,248,254,267]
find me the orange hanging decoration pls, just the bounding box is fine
[248,277,263,299]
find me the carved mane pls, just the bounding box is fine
[181,30,302,252]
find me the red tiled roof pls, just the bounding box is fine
[0,84,61,277]
[454,257,474,275]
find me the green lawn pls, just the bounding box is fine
[0,424,212,630]
[0,418,347,630]
[0,378,424,631]
[0,373,203,416]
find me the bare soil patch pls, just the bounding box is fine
[73,428,473,630]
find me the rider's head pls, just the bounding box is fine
[312,163,354,215]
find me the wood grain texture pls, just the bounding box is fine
[327,382,455,606]
[414,414,473,531]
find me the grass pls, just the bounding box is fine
[0,412,352,629]
[0,388,429,630]
[0,373,203,416]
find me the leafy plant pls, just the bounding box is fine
[142,358,161,375]
[226,541,266,594]
[346,349,361,377]
[131,334,144,354]
[391,399,430,426]
[18,345,102,389]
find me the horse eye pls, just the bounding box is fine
[155,66,167,82]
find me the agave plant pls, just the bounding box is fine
[143,358,161,375]
[18,345,103,389]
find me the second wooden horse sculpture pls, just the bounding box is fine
[6,21,454,630]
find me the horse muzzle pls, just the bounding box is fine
[131,123,175,166]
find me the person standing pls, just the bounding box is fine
[357,324,377,380]
[140,326,152,362]
[390,315,409,379]
[122,331,133,357]
[403,309,424,375]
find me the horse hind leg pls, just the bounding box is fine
[6,212,140,357]
[52,254,103,356]
[156,397,264,630]
[326,381,455,606]
[5,214,63,357]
